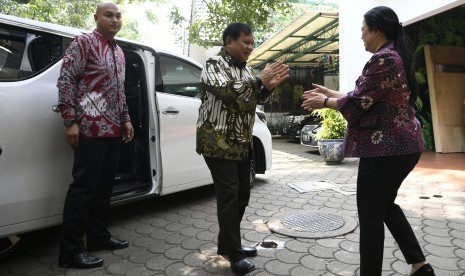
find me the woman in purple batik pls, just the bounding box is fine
[302,6,435,276]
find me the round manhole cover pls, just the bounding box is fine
[267,211,358,238]
[281,212,344,232]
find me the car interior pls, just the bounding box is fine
[113,49,152,198]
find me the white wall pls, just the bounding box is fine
[338,0,465,92]
[338,0,382,92]
[386,0,465,26]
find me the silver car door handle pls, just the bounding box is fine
[162,108,180,115]
[52,105,60,113]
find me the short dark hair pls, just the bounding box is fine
[222,23,252,46]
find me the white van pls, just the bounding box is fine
[0,14,272,257]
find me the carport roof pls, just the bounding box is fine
[248,11,339,69]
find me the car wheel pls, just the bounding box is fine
[250,156,256,187]
[0,235,22,261]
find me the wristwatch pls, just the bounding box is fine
[63,119,77,127]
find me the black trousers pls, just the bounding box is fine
[357,152,425,276]
[59,138,121,257]
[204,156,251,262]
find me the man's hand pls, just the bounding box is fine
[259,61,290,90]
[64,124,80,148]
[122,121,134,143]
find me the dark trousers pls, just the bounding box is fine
[357,152,425,276]
[204,156,251,262]
[59,138,121,257]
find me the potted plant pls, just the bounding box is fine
[312,108,347,164]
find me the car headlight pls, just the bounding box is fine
[256,111,267,124]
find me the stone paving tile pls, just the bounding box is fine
[125,265,162,276]
[457,259,465,271]
[1,138,465,276]
[285,239,316,253]
[164,262,198,275]
[424,243,457,257]
[146,239,175,254]
[145,254,178,271]
[299,254,329,270]
[423,234,455,246]
[339,240,358,253]
[128,248,159,264]
[334,249,359,265]
[23,266,59,276]
[455,248,465,259]
[308,243,339,258]
[290,266,325,276]
[275,249,306,264]
[106,258,139,274]
[165,232,190,245]
[263,259,299,275]
[427,254,460,270]
[423,226,452,237]
[326,260,359,276]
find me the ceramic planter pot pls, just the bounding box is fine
[317,139,345,165]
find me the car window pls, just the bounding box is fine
[0,27,28,80]
[159,54,201,97]
[0,25,63,81]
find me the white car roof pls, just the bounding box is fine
[0,13,202,68]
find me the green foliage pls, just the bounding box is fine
[311,108,346,140]
[145,9,159,24]
[0,0,164,42]
[1,0,95,28]
[171,0,296,47]
[0,0,19,15]
[169,5,188,49]
[418,112,434,151]
[117,18,139,41]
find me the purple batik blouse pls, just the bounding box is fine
[337,42,423,158]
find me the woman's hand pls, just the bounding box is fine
[309,83,345,98]
[301,91,326,111]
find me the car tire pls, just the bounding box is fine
[0,235,22,261]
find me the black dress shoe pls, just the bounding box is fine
[241,246,257,257]
[231,258,255,275]
[58,252,103,269]
[87,237,129,252]
[218,246,257,257]
[411,263,435,276]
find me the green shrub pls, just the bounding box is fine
[311,108,346,139]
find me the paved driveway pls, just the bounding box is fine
[1,138,464,276]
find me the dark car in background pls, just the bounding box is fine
[281,111,321,142]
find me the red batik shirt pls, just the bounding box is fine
[57,29,130,138]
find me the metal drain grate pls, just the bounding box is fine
[281,212,344,232]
